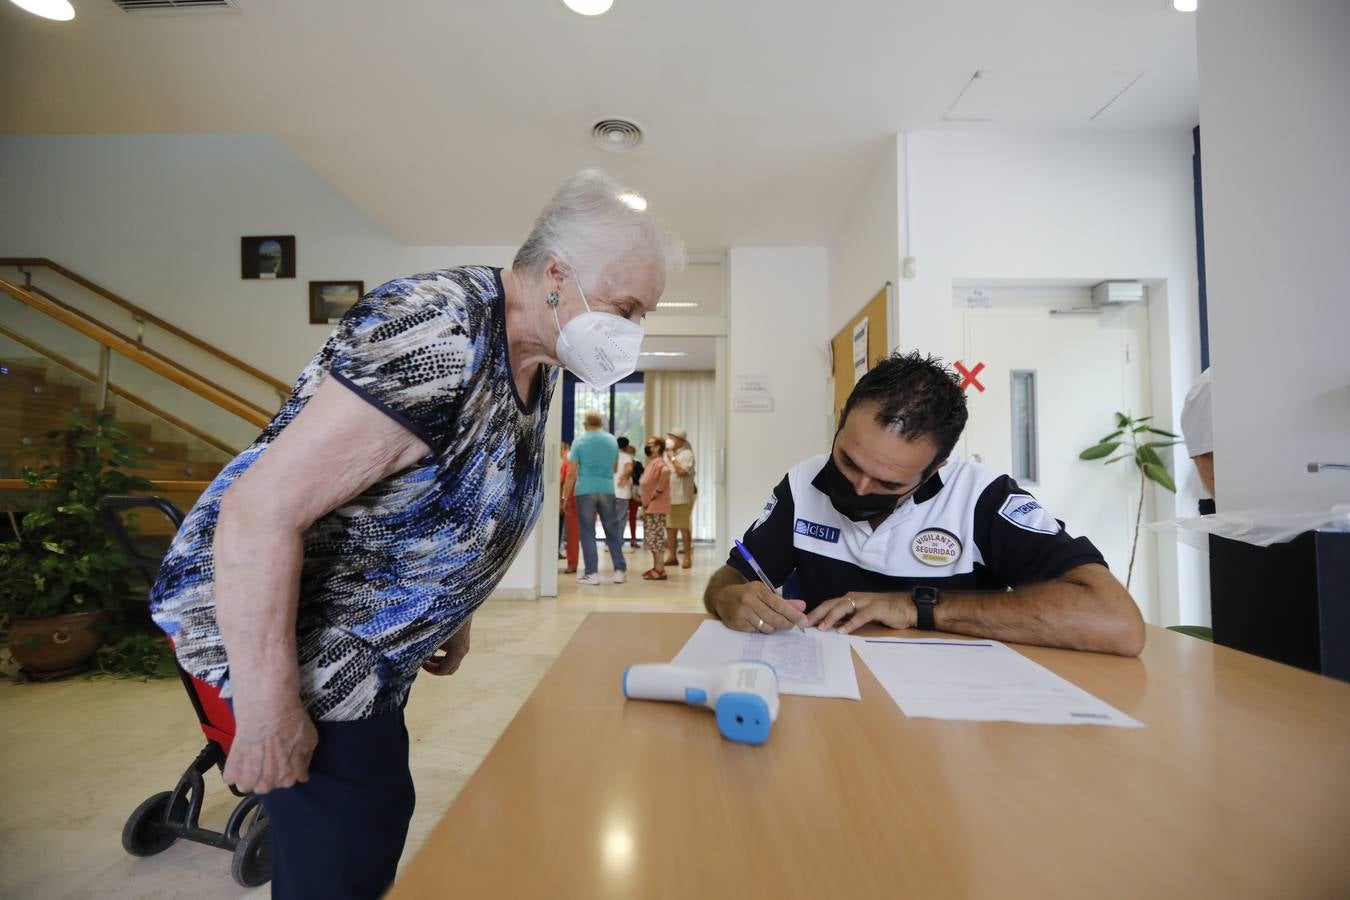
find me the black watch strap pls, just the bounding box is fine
[913,586,940,631]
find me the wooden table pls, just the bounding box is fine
[390,613,1350,899]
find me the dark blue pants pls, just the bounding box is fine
[258,708,415,900]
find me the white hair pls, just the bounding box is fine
[513,169,685,291]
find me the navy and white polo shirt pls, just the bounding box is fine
[727,454,1106,609]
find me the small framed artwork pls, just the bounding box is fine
[241,235,296,279]
[309,280,365,324]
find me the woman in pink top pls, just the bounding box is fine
[639,437,673,580]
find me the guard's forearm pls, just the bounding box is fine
[213,488,304,711]
[934,568,1144,656]
[703,565,747,617]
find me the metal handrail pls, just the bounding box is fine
[1,276,272,429]
[0,257,291,397]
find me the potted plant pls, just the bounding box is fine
[1078,412,1180,591]
[0,410,152,679]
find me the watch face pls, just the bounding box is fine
[914,587,939,605]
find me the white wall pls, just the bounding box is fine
[0,134,516,383]
[1197,0,1350,513]
[726,248,830,540]
[0,133,543,595]
[827,136,900,340]
[900,129,1203,625]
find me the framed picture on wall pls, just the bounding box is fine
[308,280,365,324]
[241,235,296,279]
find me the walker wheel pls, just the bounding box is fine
[121,791,179,857]
[231,817,271,887]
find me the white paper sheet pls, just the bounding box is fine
[852,637,1143,727]
[672,621,861,700]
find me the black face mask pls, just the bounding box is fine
[818,454,909,522]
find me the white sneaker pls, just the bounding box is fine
[613,570,627,584]
[576,572,601,585]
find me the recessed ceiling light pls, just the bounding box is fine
[618,192,647,212]
[563,0,613,15]
[655,301,700,309]
[640,351,688,357]
[7,0,75,20]
[1170,0,1197,11]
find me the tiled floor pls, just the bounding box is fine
[1,544,719,899]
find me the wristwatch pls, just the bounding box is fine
[913,586,940,631]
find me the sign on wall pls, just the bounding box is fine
[734,373,774,412]
[852,317,869,383]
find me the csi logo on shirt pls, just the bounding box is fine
[794,519,841,544]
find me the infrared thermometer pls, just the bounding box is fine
[621,661,780,745]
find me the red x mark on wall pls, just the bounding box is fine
[955,361,985,393]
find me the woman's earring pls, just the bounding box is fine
[547,290,560,307]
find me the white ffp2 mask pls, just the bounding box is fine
[550,266,644,389]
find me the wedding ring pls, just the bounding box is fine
[850,597,857,612]
[757,617,765,630]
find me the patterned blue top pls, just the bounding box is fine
[150,267,555,721]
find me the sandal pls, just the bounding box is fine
[643,570,668,581]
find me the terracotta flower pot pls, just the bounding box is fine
[8,610,108,679]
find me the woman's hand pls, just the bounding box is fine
[422,616,473,676]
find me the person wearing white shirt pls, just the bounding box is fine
[664,428,697,569]
[1180,368,1216,513]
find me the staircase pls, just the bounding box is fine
[1,259,283,525]
[1,358,229,522]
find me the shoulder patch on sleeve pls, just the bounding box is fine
[998,494,1061,535]
[752,493,778,530]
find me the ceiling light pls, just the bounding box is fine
[655,301,699,309]
[1171,0,1197,11]
[7,0,75,20]
[563,0,613,15]
[618,192,647,212]
[640,351,688,357]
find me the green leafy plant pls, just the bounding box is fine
[1079,412,1180,590]
[94,630,178,680]
[0,410,152,620]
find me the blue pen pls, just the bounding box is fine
[735,540,805,632]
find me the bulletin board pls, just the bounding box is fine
[830,284,891,426]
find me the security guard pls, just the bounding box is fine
[704,352,1145,656]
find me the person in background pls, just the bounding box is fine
[664,427,697,569]
[615,436,640,549]
[148,168,682,898]
[1180,368,1216,515]
[563,411,628,585]
[639,437,672,580]
[560,441,580,573]
[628,442,644,548]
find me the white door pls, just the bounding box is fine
[951,301,1155,617]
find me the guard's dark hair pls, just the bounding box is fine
[839,351,968,477]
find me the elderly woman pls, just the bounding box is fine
[149,169,682,899]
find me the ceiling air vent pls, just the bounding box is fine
[591,118,644,153]
[110,0,236,11]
